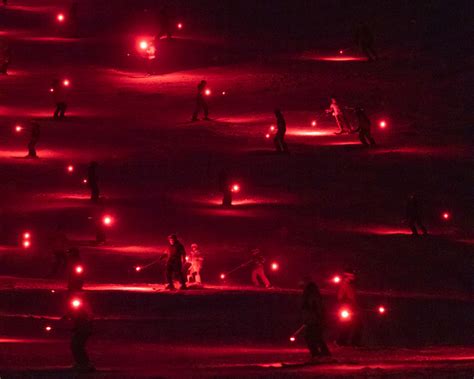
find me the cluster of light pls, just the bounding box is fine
[57,13,65,22]
[265,124,276,139]
[75,265,83,274]
[442,212,451,220]
[220,273,226,280]
[231,184,240,193]
[102,215,113,226]
[71,298,82,309]
[205,89,211,96]
[379,120,387,129]
[339,308,351,320]
[67,165,74,173]
[311,120,317,127]
[22,231,31,249]
[271,262,279,271]
[332,275,341,284]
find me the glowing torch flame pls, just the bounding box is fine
[57,13,65,22]
[177,23,183,29]
[289,336,296,342]
[379,120,387,129]
[23,232,31,240]
[378,306,386,314]
[220,273,226,280]
[67,165,74,173]
[102,215,113,226]
[135,266,142,272]
[45,326,52,332]
[139,40,148,50]
[442,212,450,220]
[340,308,351,321]
[71,298,81,309]
[231,184,240,193]
[63,79,70,87]
[75,265,83,274]
[332,275,341,284]
[205,89,211,96]
[311,120,317,127]
[271,262,279,271]
[15,125,22,133]
[23,240,31,249]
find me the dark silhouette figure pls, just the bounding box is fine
[0,40,11,74]
[27,122,40,158]
[64,298,94,372]
[165,234,187,290]
[336,269,363,346]
[355,23,378,61]
[218,169,232,206]
[406,194,428,236]
[302,281,330,358]
[274,109,288,153]
[155,7,173,40]
[67,248,84,291]
[48,223,69,277]
[51,79,67,120]
[68,1,79,37]
[87,162,100,203]
[326,97,352,134]
[250,249,270,288]
[354,107,376,146]
[192,80,209,121]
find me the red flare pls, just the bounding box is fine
[177,23,183,30]
[63,79,70,87]
[135,266,142,272]
[45,326,52,332]
[379,120,387,129]
[67,165,74,173]
[22,240,31,249]
[231,184,240,193]
[311,120,317,127]
[71,298,82,309]
[378,306,386,314]
[442,212,450,220]
[271,262,279,271]
[220,273,226,280]
[332,275,341,284]
[75,265,83,274]
[205,89,211,96]
[57,13,65,22]
[339,308,351,321]
[102,215,113,226]
[139,40,148,50]
[289,336,296,342]
[15,125,22,133]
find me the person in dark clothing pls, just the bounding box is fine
[68,1,79,37]
[27,122,40,158]
[354,107,376,146]
[336,269,363,347]
[273,109,288,153]
[302,281,330,358]
[406,194,428,236]
[355,23,378,61]
[165,234,187,290]
[0,39,11,74]
[250,249,270,288]
[67,247,84,291]
[64,297,94,372]
[87,162,100,203]
[192,80,209,121]
[155,6,173,40]
[47,223,69,277]
[218,169,232,207]
[51,79,67,120]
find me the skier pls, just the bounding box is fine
[218,169,232,207]
[165,234,187,290]
[274,109,288,153]
[145,39,157,75]
[27,122,40,158]
[64,297,95,372]
[250,248,271,288]
[302,281,331,359]
[355,22,378,61]
[326,97,351,134]
[0,39,11,75]
[47,223,69,277]
[155,6,173,40]
[67,247,84,291]
[191,80,209,121]
[354,106,376,146]
[187,243,203,285]
[87,161,100,203]
[336,269,362,346]
[51,78,68,120]
[406,194,428,236]
[68,1,79,37]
